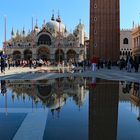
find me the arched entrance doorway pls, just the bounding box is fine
[55,49,64,62]
[67,49,77,62]
[38,47,50,60]
[13,51,21,60]
[24,49,32,60]
[38,34,51,45]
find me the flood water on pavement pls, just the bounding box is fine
[0,78,140,140]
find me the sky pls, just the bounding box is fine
[0,0,140,49]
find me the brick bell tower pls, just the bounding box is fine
[90,0,120,61]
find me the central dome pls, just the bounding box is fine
[46,20,65,33]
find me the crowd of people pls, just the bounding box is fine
[119,54,139,72]
[0,54,140,74]
[90,54,140,73]
[0,57,60,73]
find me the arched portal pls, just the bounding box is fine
[67,49,77,62]
[38,47,50,60]
[55,49,64,62]
[38,34,51,45]
[13,50,21,60]
[24,49,32,60]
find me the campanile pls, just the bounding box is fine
[90,0,120,61]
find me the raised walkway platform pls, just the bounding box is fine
[0,66,140,83]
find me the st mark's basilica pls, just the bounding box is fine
[4,14,87,63]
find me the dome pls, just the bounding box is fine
[46,20,65,33]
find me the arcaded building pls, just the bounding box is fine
[4,15,87,63]
[132,26,140,63]
[90,0,120,61]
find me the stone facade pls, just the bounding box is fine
[4,15,87,63]
[132,26,140,63]
[120,29,132,59]
[90,0,120,61]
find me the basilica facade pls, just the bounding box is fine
[4,15,87,63]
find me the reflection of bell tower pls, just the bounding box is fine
[89,79,119,140]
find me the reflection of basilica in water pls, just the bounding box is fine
[5,14,87,62]
[2,77,89,114]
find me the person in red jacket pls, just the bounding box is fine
[91,55,97,71]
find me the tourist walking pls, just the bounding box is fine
[107,59,111,69]
[32,59,37,69]
[8,57,12,70]
[29,58,32,69]
[119,57,125,70]
[91,55,97,71]
[134,57,139,72]
[126,55,133,72]
[0,56,5,73]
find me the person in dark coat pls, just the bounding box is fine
[1,56,5,73]
[126,55,133,72]
[107,60,111,69]
[134,57,139,72]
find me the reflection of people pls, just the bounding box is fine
[89,77,96,89]
[134,82,139,94]
[137,106,140,122]
[122,81,132,94]
[1,80,7,95]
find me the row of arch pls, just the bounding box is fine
[12,47,84,62]
[120,51,132,56]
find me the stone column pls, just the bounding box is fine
[32,48,36,59]
[139,36,140,47]
[21,50,24,59]
[134,38,135,47]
